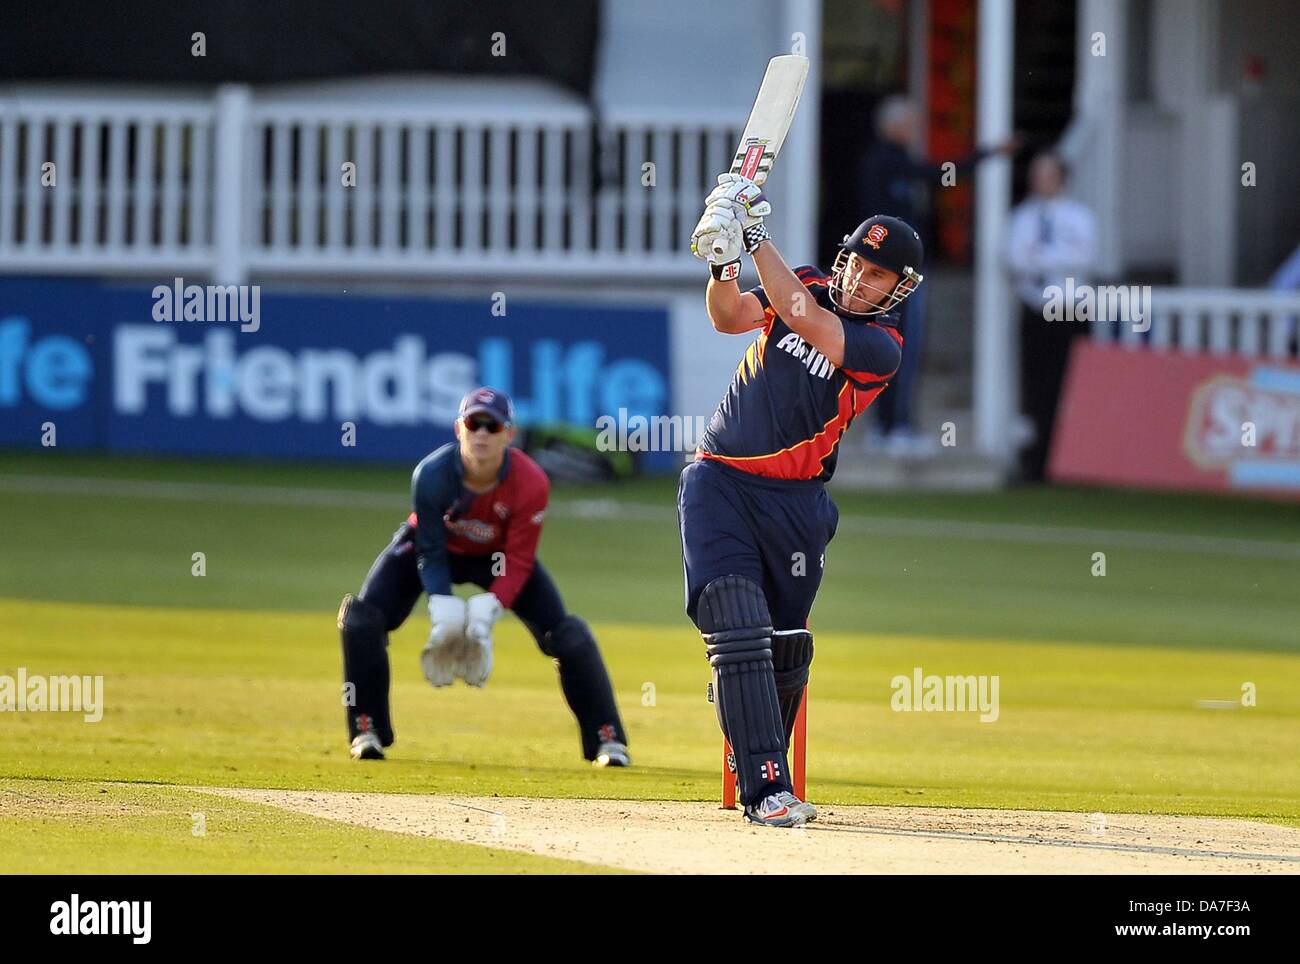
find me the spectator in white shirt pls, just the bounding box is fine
[1005,151,1098,480]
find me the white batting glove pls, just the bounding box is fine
[690,203,744,275]
[705,173,773,227]
[461,592,503,687]
[420,594,467,687]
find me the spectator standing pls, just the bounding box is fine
[859,96,1015,456]
[1005,151,1098,481]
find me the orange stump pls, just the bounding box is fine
[721,684,807,809]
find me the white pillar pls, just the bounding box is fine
[1069,0,1126,278]
[781,0,821,266]
[213,84,250,284]
[973,0,1014,460]
[1168,0,1232,285]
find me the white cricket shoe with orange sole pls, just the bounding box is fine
[744,790,816,827]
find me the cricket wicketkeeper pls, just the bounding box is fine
[682,175,924,826]
[338,386,630,767]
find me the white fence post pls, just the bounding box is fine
[974,0,1015,461]
[213,84,250,284]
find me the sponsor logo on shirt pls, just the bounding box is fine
[774,331,835,380]
[445,517,499,544]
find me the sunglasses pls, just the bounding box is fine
[463,414,505,434]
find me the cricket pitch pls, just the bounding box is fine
[196,788,1300,875]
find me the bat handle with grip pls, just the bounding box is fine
[708,167,768,258]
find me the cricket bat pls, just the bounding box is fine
[711,54,809,257]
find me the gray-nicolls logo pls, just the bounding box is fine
[49,894,151,944]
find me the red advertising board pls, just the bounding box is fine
[1050,342,1300,499]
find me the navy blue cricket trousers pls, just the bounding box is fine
[677,458,839,631]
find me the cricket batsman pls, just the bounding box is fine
[683,175,924,826]
[337,386,630,767]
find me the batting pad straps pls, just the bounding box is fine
[705,631,773,666]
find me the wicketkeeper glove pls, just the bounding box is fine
[421,595,468,687]
[461,592,502,688]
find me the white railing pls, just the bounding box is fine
[0,83,745,283]
[1090,288,1300,359]
[0,87,218,274]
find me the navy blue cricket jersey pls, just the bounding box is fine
[696,265,905,481]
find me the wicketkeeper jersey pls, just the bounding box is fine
[696,264,904,482]
[408,444,549,608]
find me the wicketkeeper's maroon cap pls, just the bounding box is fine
[458,386,515,425]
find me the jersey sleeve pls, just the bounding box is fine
[410,451,458,598]
[746,265,825,324]
[489,470,549,609]
[839,321,903,385]
[745,284,771,311]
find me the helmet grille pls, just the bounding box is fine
[828,250,923,317]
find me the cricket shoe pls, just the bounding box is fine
[350,731,385,761]
[592,741,630,768]
[743,790,816,828]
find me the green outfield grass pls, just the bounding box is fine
[0,778,616,874]
[1,452,1298,872]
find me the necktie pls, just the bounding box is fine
[1035,204,1053,300]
